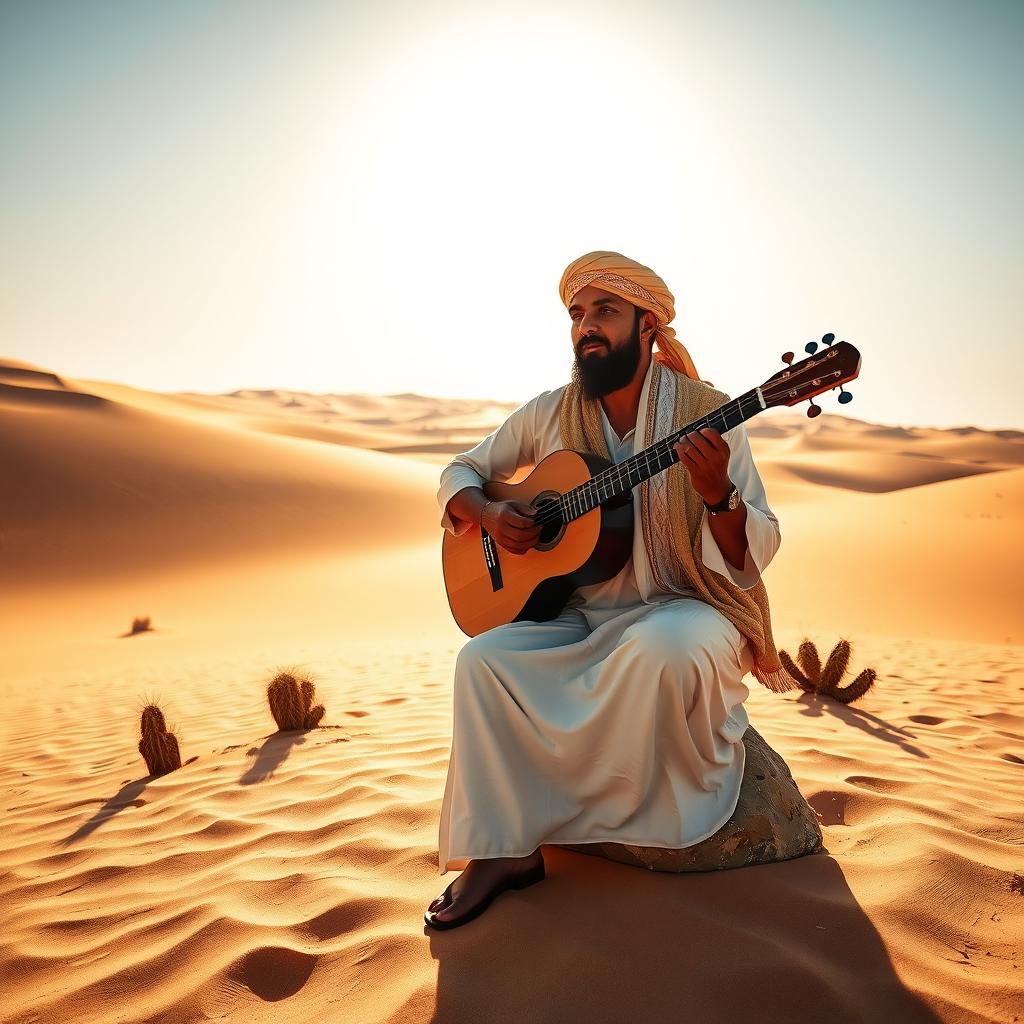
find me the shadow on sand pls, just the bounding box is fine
[425,846,942,1023]
[61,778,151,846]
[239,731,309,785]
[59,729,335,846]
[793,691,930,758]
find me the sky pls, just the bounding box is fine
[2,0,1021,430]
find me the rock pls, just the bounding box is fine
[558,725,823,872]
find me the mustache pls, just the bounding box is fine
[577,337,608,355]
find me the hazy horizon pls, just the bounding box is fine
[3,0,1021,430]
[15,360,1005,436]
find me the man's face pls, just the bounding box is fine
[568,285,648,399]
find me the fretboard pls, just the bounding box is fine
[558,387,767,522]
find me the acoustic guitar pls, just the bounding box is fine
[442,337,861,636]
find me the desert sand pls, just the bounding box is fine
[1,357,1022,1024]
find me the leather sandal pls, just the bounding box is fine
[424,856,546,930]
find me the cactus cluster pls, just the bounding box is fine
[267,671,326,731]
[138,703,182,776]
[778,638,876,705]
[135,670,329,776]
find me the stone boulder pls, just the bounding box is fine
[558,725,823,872]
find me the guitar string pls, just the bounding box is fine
[524,396,754,530]
[514,366,843,532]
[525,393,762,529]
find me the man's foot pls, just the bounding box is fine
[425,849,544,927]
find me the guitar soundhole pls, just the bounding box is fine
[533,492,565,550]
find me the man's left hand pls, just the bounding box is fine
[672,427,732,505]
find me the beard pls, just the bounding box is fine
[570,316,644,399]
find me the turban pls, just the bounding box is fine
[558,251,705,383]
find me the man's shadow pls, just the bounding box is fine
[426,846,942,1023]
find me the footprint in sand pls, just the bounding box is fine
[908,715,945,725]
[230,947,319,1001]
[845,775,912,795]
[808,790,852,826]
[999,752,1024,765]
[345,710,371,717]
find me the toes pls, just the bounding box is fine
[433,896,459,919]
[427,885,456,917]
[432,892,466,921]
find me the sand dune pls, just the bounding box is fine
[764,466,1021,646]
[72,376,522,457]
[0,364,442,588]
[0,357,68,391]
[761,450,1003,492]
[2,359,1021,1023]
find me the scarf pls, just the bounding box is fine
[559,359,800,694]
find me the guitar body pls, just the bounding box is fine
[441,449,634,636]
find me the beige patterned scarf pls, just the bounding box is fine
[559,359,800,694]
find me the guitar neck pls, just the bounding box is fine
[560,387,767,521]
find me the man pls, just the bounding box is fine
[424,251,796,930]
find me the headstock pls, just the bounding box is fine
[759,334,861,417]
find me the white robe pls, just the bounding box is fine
[435,358,782,874]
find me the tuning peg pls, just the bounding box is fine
[838,385,853,405]
[822,333,835,346]
[805,341,818,354]
[806,398,821,418]
[781,351,794,364]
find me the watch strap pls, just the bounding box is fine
[704,484,738,514]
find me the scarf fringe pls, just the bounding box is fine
[752,662,802,694]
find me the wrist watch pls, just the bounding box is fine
[704,483,741,516]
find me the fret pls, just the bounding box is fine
[558,390,761,523]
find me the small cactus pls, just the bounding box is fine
[829,666,877,704]
[138,702,182,776]
[778,637,877,705]
[267,671,326,731]
[798,640,821,686]
[130,616,152,635]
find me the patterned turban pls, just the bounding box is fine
[559,251,704,383]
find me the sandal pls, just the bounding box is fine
[423,857,546,930]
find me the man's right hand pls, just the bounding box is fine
[480,500,542,554]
